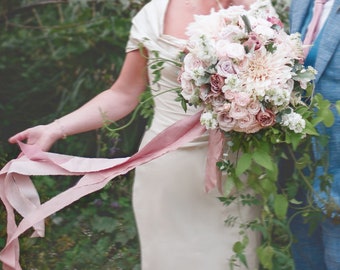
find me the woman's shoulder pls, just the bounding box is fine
[135,0,169,16]
[131,0,168,26]
[126,0,169,52]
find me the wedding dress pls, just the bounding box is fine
[125,0,261,269]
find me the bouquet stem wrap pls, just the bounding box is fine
[0,111,225,270]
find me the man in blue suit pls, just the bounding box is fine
[289,0,340,269]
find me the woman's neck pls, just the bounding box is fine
[185,0,233,12]
[186,0,255,11]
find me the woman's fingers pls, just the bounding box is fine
[8,130,30,144]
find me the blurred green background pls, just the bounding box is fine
[0,1,150,269]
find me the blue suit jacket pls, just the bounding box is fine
[290,0,340,83]
[290,0,340,214]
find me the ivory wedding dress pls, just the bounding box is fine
[126,0,260,269]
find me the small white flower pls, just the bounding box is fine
[281,112,306,133]
[222,74,240,92]
[200,111,218,129]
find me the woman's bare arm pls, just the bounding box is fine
[9,49,148,151]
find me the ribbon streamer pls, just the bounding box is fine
[0,111,224,270]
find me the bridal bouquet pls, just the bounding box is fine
[177,1,335,269]
[179,2,316,136]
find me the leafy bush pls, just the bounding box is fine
[0,0,149,269]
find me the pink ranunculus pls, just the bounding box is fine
[217,111,236,132]
[233,92,251,107]
[256,109,276,127]
[210,74,225,95]
[247,100,261,115]
[216,58,236,77]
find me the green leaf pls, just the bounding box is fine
[235,153,252,176]
[289,198,303,205]
[321,108,335,127]
[304,120,319,136]
[253,150,274,171]
[286,132,303,150]
[336,100,340,115]
[260,178,277,194]
[274,194,288,220]
[241,15,252,33]
[224,178,236,196]
[314,94,335,127]
[237,253,248,268]
[257,245,274,270]
[232,241,244,253]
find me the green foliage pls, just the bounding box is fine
[19,175,140,270]
[216,92,337,270]
[0,0,150,269]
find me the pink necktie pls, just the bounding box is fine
[303,0,327,58]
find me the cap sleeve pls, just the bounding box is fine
[125,0,166,53]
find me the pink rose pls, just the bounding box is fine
[217,111,236,132]
[210,74,225,95]
[228,103,249,120]
[225,43,246,60]
[216,59,236,77]
[224,90,236,101]
[246,122,262,133]
[213,102,231,113]
[256,109,276,127]
[233,92,251,107]
[247,100,261,115]
[183,53,204,74]
[215,40,246,60]
[234,113,262,134]
[211,95,226,108]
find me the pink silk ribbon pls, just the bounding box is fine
[0,111,224,270]
[205,129,224,193]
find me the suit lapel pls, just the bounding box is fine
[290,0,312,34]
[315,0,340,81]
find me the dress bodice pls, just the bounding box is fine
[126,0,202,134]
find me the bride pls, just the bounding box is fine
[5,0,277,269]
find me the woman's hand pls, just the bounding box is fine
[8,50,148,152]
[8,122,63,152]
